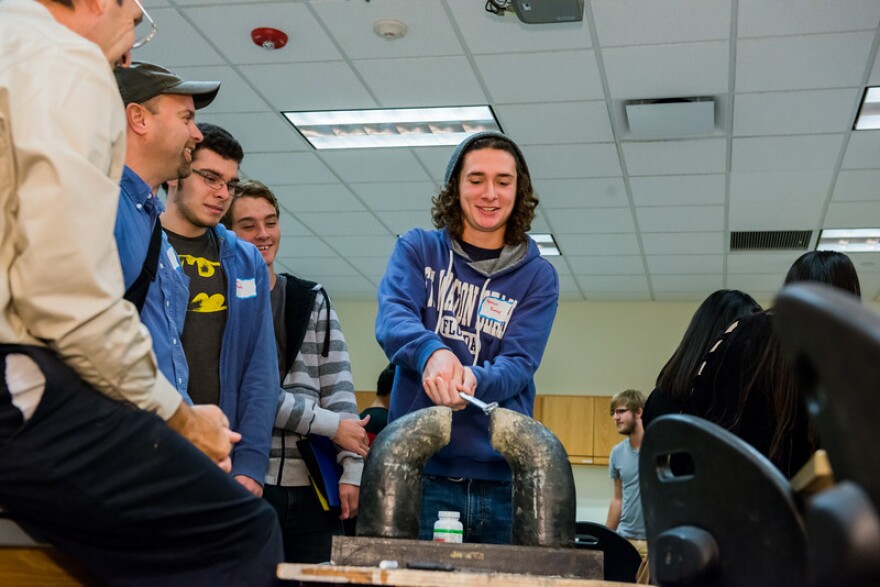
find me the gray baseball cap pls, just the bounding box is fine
[114,62,220,110]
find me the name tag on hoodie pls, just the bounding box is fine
[479,296,513,324]
[236,278,257,299]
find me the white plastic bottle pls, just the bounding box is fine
[433,511,463,543]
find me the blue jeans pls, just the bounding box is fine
[419,475,513,544]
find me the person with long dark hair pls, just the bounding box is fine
[684,251,861,477]
[642,290,762,430]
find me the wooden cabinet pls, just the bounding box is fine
[536,395,621,467]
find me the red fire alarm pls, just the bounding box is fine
[251,27,288,50]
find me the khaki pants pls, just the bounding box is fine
[627,538,650,584]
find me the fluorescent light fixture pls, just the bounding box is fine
[818,228,880,252]
[530,233,561,256]
[283,106,501,149]
[854,87,880,130]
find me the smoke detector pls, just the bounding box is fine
[251,27,288,50]
[373,19,407,41]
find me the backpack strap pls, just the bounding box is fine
[123,219,162,313]
[281,273,321,375]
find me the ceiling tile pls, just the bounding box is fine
[311,0,463,59]
[738,0,880,37]
[736,33,874,92]
[642,232,724,254]
[555,233,642,256]
[842,132,880,169]
[536,178,628,208]
[870,45,880,86]
[412,147,453,183]
[733,89,861,136]
[726,273,787,293]
[730,171,834,204]
[242,62,378,111]
[522,144,622,178]
[577,275,650,293]
[350,181,439,211]
[727,252,804,274]
[284,256,361,277]
[297,211,389,237]
[276,210,312,237]
[243,152,337,185]
[276,236,339,259]
[602,42,729,99]
[132,8,227,67]
[320,150,431,183]
[530,213,551,233]
[637,206,724,232]
[592,0,731,47]
[567,255,645,275]
[199,112,309,153]
[544,256,572,276]
[630,175,726,206]
[558,275,585,300]
[323,235,399,258]
[373,210,434,234]
[175,66,272,114]
[732,135,845,172]
[833,170,880,201]
[729,199,824,231]
[825,202,880,227]
[348,256,396,281]
[183,3,342,64]
[474,51,604,103]
[354,56,487,107]
[651,274,723,291]
[446,3,592,54]
[647,255,724,279]
[545,208,635,234]
[272,184,366,213]
[623,139,727,176]
[496,101,614,145]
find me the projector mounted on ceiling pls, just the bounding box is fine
[512,0,584,24]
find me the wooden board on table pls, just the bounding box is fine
[279,563,634,587]
[331,536,602,580]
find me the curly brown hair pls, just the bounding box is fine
[431,135,538,246]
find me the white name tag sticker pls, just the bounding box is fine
[236,278,257,299]
[166,247,180,270]
[478,296,513,324]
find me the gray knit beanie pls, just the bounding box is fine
[443,131,530,186]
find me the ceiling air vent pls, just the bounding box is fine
[730,230,812,251]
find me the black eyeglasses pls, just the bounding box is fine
[611,408,630,416]
[191,168,242,196]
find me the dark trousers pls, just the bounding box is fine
[263,484,343,564]
[0,345,282,586]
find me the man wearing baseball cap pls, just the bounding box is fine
[113,61,219,403]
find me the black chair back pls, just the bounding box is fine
[641,414,806,586]
[775,283,880,586]
[574,520,641,582]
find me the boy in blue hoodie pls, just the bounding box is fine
[375,131,559,544]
